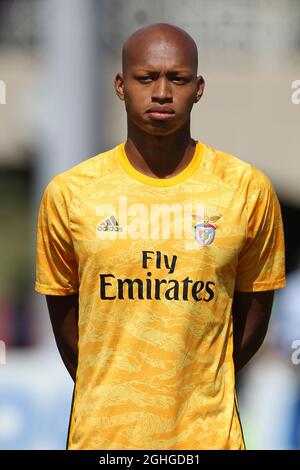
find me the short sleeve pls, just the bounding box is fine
[35,174,79,295]
[235,169,286,292]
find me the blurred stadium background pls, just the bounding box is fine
[0,0,299,449]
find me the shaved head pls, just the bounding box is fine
[122,23,198,77]
[115,22,205,138]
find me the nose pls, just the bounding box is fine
[151,76,172,103]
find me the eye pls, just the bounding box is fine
[172,77,187,84]
[137,76,153,83]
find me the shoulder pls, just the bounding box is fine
[200,141,275,200]
[43,143,122,201]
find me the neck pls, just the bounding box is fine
[124,120,196,179]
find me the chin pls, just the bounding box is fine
[129,117,182,137]
[145,122,182,137]
[144,130,176,138]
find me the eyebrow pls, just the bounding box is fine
[133,68,193,74]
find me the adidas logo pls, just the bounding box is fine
[97,215,123,232]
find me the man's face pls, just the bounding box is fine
[115,37,204,136]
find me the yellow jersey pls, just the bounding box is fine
[35,140,286,450]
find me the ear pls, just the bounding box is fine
[115,73,125,101]
[194,75,205,103]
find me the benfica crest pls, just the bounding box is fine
[193,213,222,246]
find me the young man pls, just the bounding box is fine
[35,23,286,450]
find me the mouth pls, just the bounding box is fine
[146,107,176,121]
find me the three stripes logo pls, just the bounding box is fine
[97,215,123,232]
